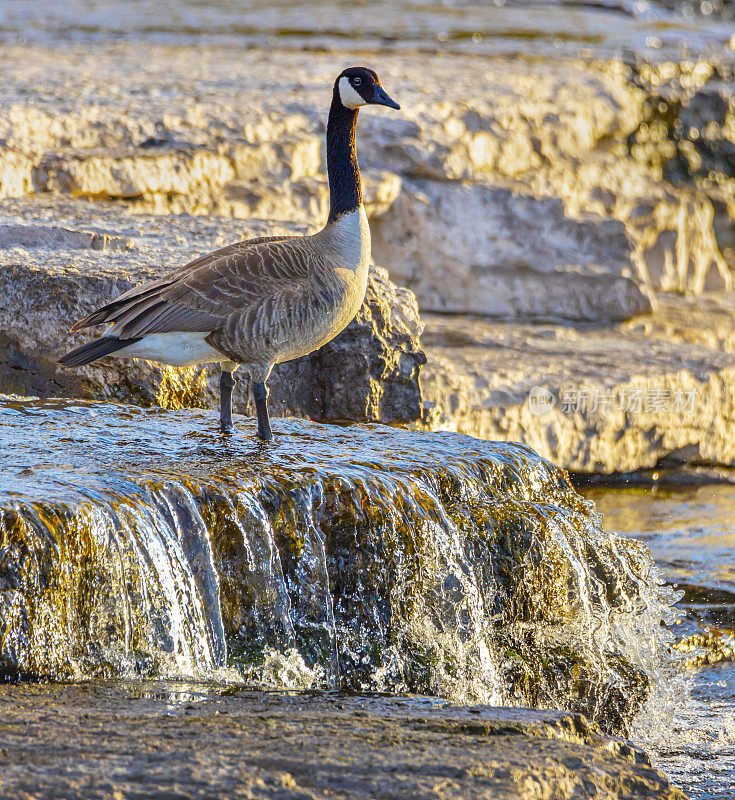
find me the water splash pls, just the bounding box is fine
[0,397,677,731]
[588,484,735,796]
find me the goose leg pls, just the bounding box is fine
[252,381,272,441]
[220,370,236,433]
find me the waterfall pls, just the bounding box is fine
[0,397,675,731]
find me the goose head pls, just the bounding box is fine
[335,67,400,111]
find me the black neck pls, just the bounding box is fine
[326,97,361,222]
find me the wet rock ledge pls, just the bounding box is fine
[0,398,667,734]
[0,683,685,800]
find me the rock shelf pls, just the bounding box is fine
[0,398,668,733]
[421,292,735,473]
[0,44,731,316]
[0,684,686,800]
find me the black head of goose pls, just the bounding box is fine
[59,67,400,441]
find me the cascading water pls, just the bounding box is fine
[0,396,677,732]
[1,477,225,679]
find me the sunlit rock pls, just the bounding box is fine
[0,151,34,199]
[1,45,729,317]
[35,147,237,208]
[0,685,686,800]
[528,151,733,293]
[371,180,651,321]
[420,292,735,472]
[0,223,131,251]
[217,168,401,224]
[1,43,733,466]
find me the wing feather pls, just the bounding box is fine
[75,233,316,345]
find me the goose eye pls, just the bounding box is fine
[352,77,362,86]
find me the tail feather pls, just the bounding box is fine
[59,336,142,368]
[70,278,175,332]
[109,298,168,336]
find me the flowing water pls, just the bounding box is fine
[0,0,732,60]
[5,395,732,796]
[0,396,674,734]
[584,485,735,800]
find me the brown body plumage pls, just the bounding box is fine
[67,211,370,380]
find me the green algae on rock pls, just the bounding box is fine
[0,397,674,732]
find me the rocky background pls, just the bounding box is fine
[0,35,733,474]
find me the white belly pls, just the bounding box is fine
[117,332,225,367]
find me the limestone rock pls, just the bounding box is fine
[527,150,733,294]
[0,685,686,800]
[677,80,735,177]
[0,150,33,198]
[371,180,651,321]
[35,147,236,200]
[0,42,733,457]
[420,292,735,473]
[622,60,735,289]
[0,223,131,251]
[217,168,401,224]
[0,43,729,323]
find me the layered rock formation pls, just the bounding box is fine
[0,18,724,798]
[0,43,733,469]
[421,292,735,472]
[370,182,651,322]
[0,45,730,319]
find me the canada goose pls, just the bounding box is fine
[59,67,400,440]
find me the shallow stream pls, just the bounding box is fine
[0,396,668,728]
[2,0,733,60]
[585,486,735,800]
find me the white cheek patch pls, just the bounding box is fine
[338,76,367,109]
